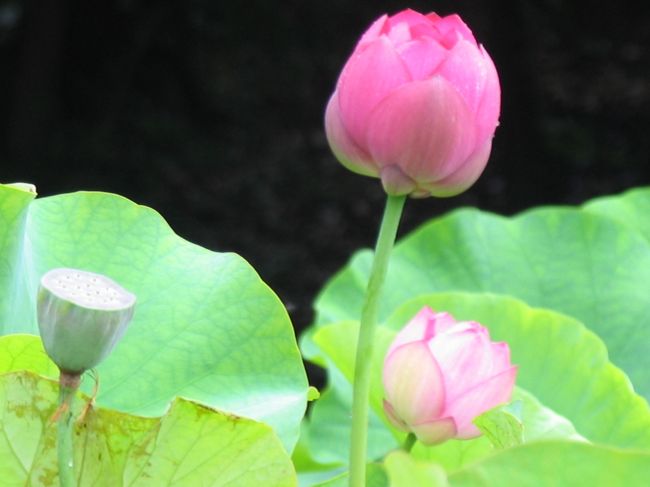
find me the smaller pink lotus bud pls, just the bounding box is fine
[382,307,516,445]
[325,9,500,197]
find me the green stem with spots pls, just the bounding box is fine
[348,194,406,487]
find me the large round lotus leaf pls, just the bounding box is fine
[0,371,296,486]
[0,187,308,451]
[312,188,650,401]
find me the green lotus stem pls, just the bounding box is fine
[402,433,417,453]
[57,373,80,487]
[349,194,406,487]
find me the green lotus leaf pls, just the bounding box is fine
[0,184,36,329]
[0,334,58,377]
[473,405,523,450]
[0,371,296,486]
[447,388,584,464]
[312,463,387,487]
[383,441,650,487]
[384,451,448,487]
[0,186,308,451]
[448,441,650,486]
[584,187,650,242]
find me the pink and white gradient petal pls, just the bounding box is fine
[428,321,497,402]
[445,366,518,438]
[410,417,458,445]
[386,307,458,357]
[383,341,446,426]
[386,306,435,357]
[383,399,409,432]
[490,341,514,372]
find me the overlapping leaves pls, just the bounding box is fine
[313,188,650,401]
[301,187,650,485]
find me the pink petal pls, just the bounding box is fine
[432,14,477,47]
[337,36,411,149]
[383,399,410,432]
[383,341,446,426]
[431,312,458,335]
[410,23,441,40]
[410,417,457,445]
[475,45,501,144]
[396,36,448,80]
[421,137,492,197]
[364,77,476,184]
[357,14,390,49]
[386,20,412,45]
[490,341,513,371]
[386,308,458,357]
[428,321,498,402]
[386,306,436,357]
[445,366,518,438]
[389,9,434,32]
[436,39,491,122]
[324,92,377,176]
[380,165,417,196]
[390,10,446,45]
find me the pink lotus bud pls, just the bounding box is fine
[382,307,516,445]
[325,10,500,197]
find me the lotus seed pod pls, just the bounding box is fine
[37,268,136,374]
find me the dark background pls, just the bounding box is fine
[2,0,649,334]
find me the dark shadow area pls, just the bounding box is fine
[2,0,649,339]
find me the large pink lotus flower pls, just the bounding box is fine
[382,307,516,445]
[325,9,500,197]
